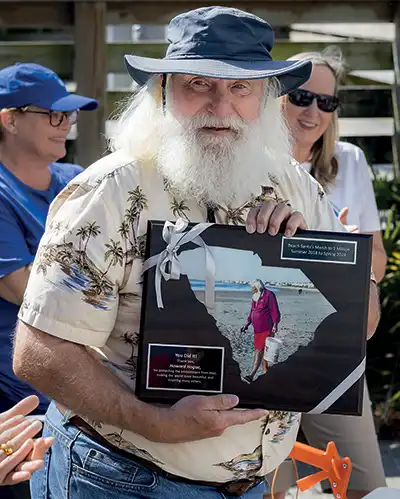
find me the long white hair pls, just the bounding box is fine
[108,76,294,206]
[251,279,265,292]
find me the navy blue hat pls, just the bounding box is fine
[125,6,312,95]
[0,63,98,111]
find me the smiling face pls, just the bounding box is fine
[283,64,337,153]
[11,106,73,163]
[169,74,265,130]
[153,74,290,206]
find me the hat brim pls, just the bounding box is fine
[124,55,312,95]
[34,93,99,112]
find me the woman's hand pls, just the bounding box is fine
[338,207,359,233]
[0,395,54,486]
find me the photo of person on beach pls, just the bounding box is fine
[241,279,281,382]
[179,246,336,381]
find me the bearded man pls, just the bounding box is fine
[12,6,380,499]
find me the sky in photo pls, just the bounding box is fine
[179,246,312,284]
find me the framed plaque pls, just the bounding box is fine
[136,220,372,415]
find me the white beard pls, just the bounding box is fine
[156,106,284,207]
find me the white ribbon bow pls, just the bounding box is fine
[142,218,216,310]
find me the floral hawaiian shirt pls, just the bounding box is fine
[19,150,345,482]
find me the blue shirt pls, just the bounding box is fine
[0,161,83,413]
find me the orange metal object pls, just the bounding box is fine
[289,441,352,499]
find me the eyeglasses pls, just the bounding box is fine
[287,89,339,113]
[18,107,79,127]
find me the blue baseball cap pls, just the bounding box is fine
[125,6,312,95]
[0,63,98,111]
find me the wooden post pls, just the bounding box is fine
[392,5,400,179]
[74,1,107,168]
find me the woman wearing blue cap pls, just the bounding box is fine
[0,62,97,498]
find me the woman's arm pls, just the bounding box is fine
[370,230,387,283]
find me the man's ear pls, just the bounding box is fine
[0,109,18,134]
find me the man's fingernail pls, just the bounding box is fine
[247,224,255,233]
[228,395,239,404]
[268,227,277,236]
[257,224,265,233]
[285,229,293,237]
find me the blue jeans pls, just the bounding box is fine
[31,402,268,499]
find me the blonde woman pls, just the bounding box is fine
[266,49,387,499]
[282,48,387,281]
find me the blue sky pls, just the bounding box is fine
[179,247,312,285]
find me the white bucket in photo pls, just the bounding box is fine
[264,337,282,365]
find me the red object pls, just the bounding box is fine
[245,289,281,333]
[254,330,271,350]
[289,441,352,499]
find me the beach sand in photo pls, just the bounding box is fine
[193,287,336,380]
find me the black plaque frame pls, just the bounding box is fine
[136,220,372,415]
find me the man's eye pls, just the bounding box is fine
[233,83,251,91]
[192,80,208,87]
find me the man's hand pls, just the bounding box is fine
[0,395,54,486]
[271,324,277,336]
[146,394,266,443]
[240,325,248,332]
[246,200,307,236]
[338,207,359,233]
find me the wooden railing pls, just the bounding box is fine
[0,0,397,174]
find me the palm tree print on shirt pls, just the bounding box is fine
[103,239,124,276]
[118,187,149,263]
[214,445,263,480]
[171,197,190,221]
[33,221,124,310]
[76,222,101,253]
[104,431,164,465]
[269,412,300,444]
[100,328,140,380]
[216,184,287,225]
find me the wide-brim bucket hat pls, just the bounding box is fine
[125,6,312,95]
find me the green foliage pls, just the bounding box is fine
[367,177,400,435]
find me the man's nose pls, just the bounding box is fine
[207,88,236,119]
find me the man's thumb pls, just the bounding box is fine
[206,394,239,411]
[338,207,349,225]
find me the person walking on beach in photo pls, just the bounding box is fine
[241,279,281,380]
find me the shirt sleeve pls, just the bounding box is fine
[270,292,281,324]
[353,148,381,233]
[283,161,346,233]
[0,199,34,278]
[18,179,129,348]
[307,178,347,233]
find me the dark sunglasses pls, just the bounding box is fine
[288,89,339,113]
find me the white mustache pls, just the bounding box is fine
[181,114,246,135]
